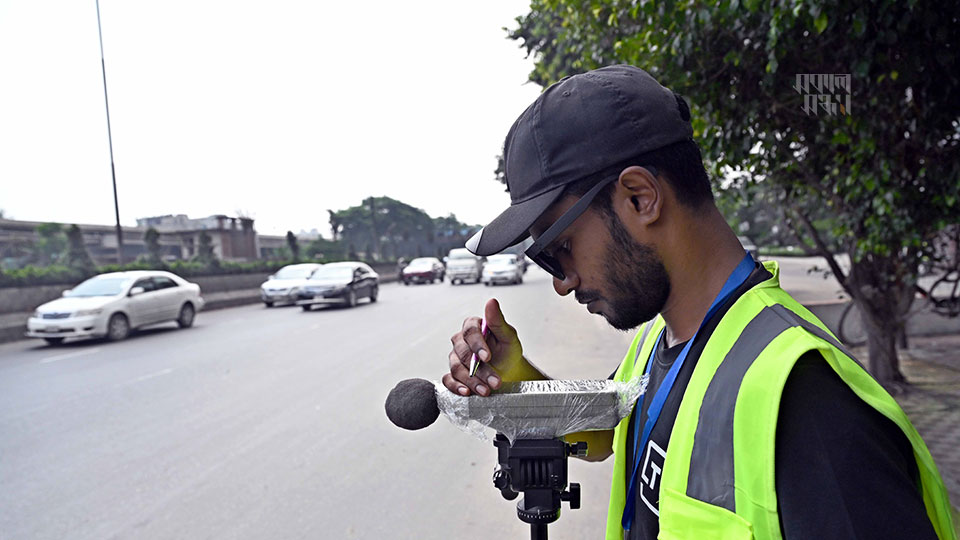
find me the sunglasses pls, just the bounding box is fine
[525,166,657,280]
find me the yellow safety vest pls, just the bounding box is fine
[606,261,956,539]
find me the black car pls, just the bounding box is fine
[295,262,379,310]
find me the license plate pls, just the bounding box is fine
[46,326,59,332]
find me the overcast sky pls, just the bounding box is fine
[0,1,542,236]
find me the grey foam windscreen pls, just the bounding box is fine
[385,378,440,430]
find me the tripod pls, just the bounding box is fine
[492,433,587,540]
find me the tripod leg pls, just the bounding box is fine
[531,523,548,540]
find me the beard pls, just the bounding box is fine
[576,214,671,331]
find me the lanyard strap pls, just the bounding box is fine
[621,252,755,531]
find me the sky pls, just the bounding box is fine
[0,1,543,237]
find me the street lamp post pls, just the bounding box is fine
[95,0,123,264]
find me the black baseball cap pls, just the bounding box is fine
[465,65,693,256]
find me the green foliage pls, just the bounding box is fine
[31,223,67,266]
[510,0,959,264]
[0,258,332,288]
[330,196,437,261]
[304,237,345,260]
[194,231,217,267]
[0,264,91,288]
[143,227,163,265]
[508,0,960,383]
[286,231,301,262]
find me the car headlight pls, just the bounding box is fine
[75,309,103,317]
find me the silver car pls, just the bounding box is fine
[482,254,524,285]
[260,263,324,307]
[26,271,205,345]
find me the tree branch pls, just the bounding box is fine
[795,209,850,292]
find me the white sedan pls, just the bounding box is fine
[26,270,205,345]
[260,263,324,307]
[482,254,524,285]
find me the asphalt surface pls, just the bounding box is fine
[0,266,642,540]
[0,256,846,539]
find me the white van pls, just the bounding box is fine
[445,248,484,285]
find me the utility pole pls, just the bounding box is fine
[96,0,123,264]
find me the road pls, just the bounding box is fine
[0,256,840,539]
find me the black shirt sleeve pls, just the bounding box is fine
[775,353,937,539]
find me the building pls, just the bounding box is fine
[137,214,259,262]
[0,214,261,267]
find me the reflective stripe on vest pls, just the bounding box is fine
[686,303,859,510]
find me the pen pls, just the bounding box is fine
[469,317,489,377]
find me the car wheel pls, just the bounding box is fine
[484,282,491,286]
[450,279,457,285]
[370,286,379,302]
[107,313,130,342]
[264,301,274,308]
[346,289,357,308]
[44,337,65,346]
[301,304,313,311]
[403,280,410,286]
[177,303,196,328]
[516,274,523,284]
[430,278,435,284]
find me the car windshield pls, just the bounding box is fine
[448,249,475,259]
[66,277,131,297]
[408,258,434,267]
[487,255,517,266]
[310,267,354,280]
[274,266,317,279]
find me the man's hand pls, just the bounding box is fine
[443,298,529,396]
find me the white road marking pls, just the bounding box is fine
[407,333,431,349]
[132,368,173,383]
[39,348,102,364]
[114,368,174,388]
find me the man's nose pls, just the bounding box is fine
[553,269,578,296]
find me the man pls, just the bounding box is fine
[442,65,955,539]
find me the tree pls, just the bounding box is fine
[509,0,960,387]
[32,223,67,266]
[195,231,217,266]
[304,237,344,260]
[433,213,483,254]
[328,210,342,241]
[143,227,163,265]
[330,196,435,261]
[286,231,300,262]
[64,224,96,274]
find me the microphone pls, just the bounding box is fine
[385,377,648,441]
[385,378,440,430]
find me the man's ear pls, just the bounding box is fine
[614,166,662,227]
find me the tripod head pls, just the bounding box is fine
[492,433,587,539]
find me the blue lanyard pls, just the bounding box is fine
[621,252,755,531]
